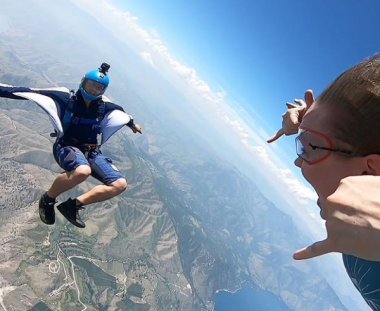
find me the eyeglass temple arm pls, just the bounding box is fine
[309,143,352,155]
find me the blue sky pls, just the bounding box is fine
[110,0,380,129]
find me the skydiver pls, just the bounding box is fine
[0,63,142,228]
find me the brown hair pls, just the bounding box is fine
[318,54,380,156]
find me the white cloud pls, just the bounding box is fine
[218,108,316,204]
[242,144,317,204]
[222,115,246,134]
[140,51,156,68]
[216,87,227,102]
[69,0,219,100]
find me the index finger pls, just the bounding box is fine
[293,239,334,260]
[267,128,284,143]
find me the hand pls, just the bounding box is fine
[293,176,380,261]
[267,89,315,143]
[132,124,142,134]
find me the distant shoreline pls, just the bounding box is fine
[215,281,253,295]
[213,282,255,311]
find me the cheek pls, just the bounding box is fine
[300,161,344,198]
[301,157,361,198]
[301,164,322,189]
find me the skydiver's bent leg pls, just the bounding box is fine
[39,143,90,225]
[56,152,126,228]
[76,178,127,205]
[47,165,91,198]
[49,143,92,197]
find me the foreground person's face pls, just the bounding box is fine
[295,101,363,219]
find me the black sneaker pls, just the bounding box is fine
[57,198,86,228]
[39,194,56,225]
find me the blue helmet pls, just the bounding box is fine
[79,63,110,101]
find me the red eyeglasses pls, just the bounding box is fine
[295,127,353,165]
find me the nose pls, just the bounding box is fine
[294,157,303,168]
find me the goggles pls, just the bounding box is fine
[295,127,352,165]
[83,79,106,97]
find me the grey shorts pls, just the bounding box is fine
[53,142,124,185]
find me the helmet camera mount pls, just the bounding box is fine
[99,62,110,75]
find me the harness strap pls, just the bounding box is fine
[62,90,77,133]
[71,117,97,125]
[58,138,100,159]
[94,100,105,146]
[82,143,100,159]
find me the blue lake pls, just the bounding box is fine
[27,302,53,311]
[214,285,291,311]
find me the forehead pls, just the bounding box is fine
[300,101,333,135]
[86,80,102,86]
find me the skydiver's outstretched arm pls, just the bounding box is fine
[102,98,142,134]
[0,83,70,102]
[126,118,142,134]
[0,83,37,100]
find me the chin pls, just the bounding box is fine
[317,198,326,220]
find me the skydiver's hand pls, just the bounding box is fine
[132,124,142,134]
[267,89,315,143]
[293,176,380,261]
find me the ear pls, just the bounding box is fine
[363,155,380,175]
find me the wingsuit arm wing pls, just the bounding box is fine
[13,92,64,138]
[0,83,71,137]
[0,83,69,102]
[0,83,38,100]
[100,110,133,145]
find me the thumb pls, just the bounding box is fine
[267,128,284,143]
[293,239,333,260]
[304,89,315,109]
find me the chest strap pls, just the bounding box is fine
[52,94,106,143]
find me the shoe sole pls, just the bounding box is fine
[39,201,55,225]
[39,212,55,225]
[57,204,86,228]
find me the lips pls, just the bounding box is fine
[317,198,326,220]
